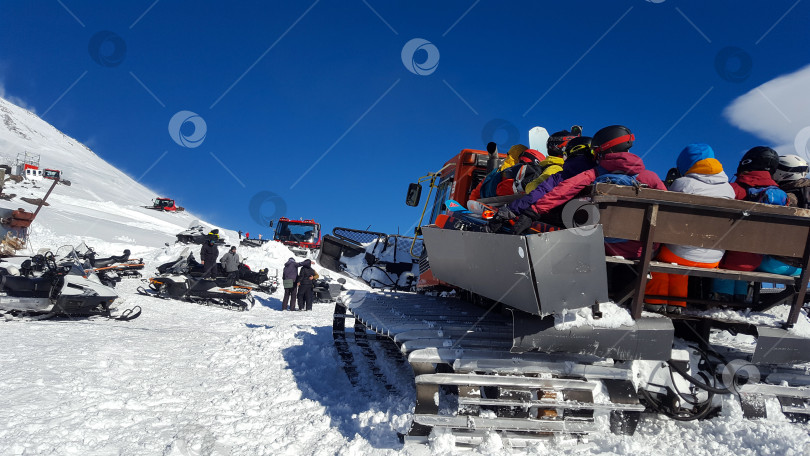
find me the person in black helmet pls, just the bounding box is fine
[712,146,793,301]
[773,154,810,208]
[546,129,579,158]
[497,136,597,226]
[513,126,666,253]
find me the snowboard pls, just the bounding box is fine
[529,126,549,152]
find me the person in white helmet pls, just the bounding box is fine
[774,154,810,208]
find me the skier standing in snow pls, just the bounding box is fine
[200,237,219,278]
[296,259,318,311]
[282,257,304,311]
[220,246,242,285]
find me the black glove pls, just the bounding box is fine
[512,214,534,235]
[495,206,517,221]
[486,218,504,233]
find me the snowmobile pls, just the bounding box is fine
[313,275,346,303]
[0,249,139,320]
[333,146,810,446]
[239,237,269,248]
[155,250,276,293]
[140,250,255,310]
[175,224,226,245]
[74,244,145,287]
[238,263,278,294]
[139,276,254,311]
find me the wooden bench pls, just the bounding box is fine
[584,183,810,327]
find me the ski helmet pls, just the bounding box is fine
[564,136,593,158]
[737,146,779,175]
[518,148,546,165]
[774,154,809,182]
[592,125,634,155]
[547,130,578,157]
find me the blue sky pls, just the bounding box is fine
[1,0,809,237]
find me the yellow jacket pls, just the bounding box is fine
[523,156,564,193]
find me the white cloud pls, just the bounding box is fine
[724,64,810,159]
[0,81,37,115]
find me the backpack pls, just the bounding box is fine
[480,170,503,198]
[745,185,788,206]
[593,166,641,186]
[513,163,543,193]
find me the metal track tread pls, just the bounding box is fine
[332,305,362,388]
[412,414,597,433]
[457,397,646,412]
[340,290,644,441]
[353,320,398,392]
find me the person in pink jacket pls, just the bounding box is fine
[514,125,666,259]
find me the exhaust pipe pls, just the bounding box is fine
[486,142,499,174]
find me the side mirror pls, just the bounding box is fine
[406,183,422,207]
[268,220,274,227]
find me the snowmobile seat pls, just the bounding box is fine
[90,249,131,268]
[1,275,53,297]
[151,277,189,298]
[187,278,219,293]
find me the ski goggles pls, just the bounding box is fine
[565,144,593,158]
[778,163,809,174]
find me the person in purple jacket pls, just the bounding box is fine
[282,257,304,311]
[498,135,597,220]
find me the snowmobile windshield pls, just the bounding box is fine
[72,242,94,259]
[52,246,89,276]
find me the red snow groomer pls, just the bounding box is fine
[273,217,321,256]
[147,197,184,212]
[332,138,810,444]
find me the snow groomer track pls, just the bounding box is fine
[333,290,646,446]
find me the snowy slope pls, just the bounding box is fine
[1,96,809,455]
[0,96,228,250]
